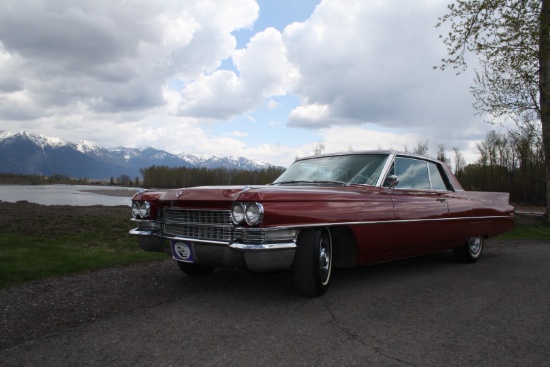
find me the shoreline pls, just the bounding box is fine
[79,189,137,197]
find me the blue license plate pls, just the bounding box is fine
[171,240,195,263]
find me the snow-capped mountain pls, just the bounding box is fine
[0,131,282,179]
[75,140,104,155]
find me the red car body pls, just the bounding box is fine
[130,151,514,296]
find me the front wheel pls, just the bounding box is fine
[453,236,484,263]
[292,228,332,297]
[177,261,215,276]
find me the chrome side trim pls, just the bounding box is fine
[448,215,514,221]
[235,215,513,230]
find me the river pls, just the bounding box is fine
[0,185,140,206]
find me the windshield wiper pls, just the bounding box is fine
[311,180,347,186]
[271,180,346,186]
[270,180,312,185]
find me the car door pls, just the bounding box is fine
[386,157,451,254]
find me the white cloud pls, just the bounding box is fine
[0,0,259,118]
[288,103,331,128]
[228,130,249,138]
[177,27,297,119]
[283,0,477,134]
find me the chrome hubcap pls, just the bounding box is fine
[319,233,331,284]
[468,237,482,256]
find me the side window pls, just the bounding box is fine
[394,158,430,189]
[427,162,448,191]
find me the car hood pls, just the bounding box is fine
[152,185,379,203]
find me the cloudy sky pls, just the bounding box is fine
[0,0,509,167]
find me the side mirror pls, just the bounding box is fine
[387,175,399,189]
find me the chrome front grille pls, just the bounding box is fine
[162,208,233,242]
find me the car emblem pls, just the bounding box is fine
[173,242,191,260]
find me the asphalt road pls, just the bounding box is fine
[2,239,549,367]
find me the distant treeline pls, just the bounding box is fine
[455,127,546,206]
[140,166,286,188]
[0,173,89,185]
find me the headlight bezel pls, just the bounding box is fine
[231,202,264,226]
[139,201,150,218]
[132,201,140,218]
[231,203,246,224]
[132,200,151,219]
[245,202,264,226]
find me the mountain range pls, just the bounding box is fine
[0,131,281,179]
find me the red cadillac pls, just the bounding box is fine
[130,151,514,297]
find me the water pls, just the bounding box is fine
[0,185,140,206]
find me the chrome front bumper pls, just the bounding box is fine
[129,227,297,272]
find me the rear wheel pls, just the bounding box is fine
[177,261,215,276]
[292,228,332,297]
[453,236,484,263]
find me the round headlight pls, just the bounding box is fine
[139,201,150,218]
[131,202,140,218]
[231,203,245,224]
[245,203,264,226]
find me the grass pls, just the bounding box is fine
[0,210,166,289]
[495,216,550,240]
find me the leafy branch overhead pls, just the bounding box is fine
[437,0,541,121]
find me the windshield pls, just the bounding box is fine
[273,154,390,186]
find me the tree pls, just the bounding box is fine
[452,146,466,176]
[312,141,326,155]
[437,144,452,164]
[412,140,430,156]
[117,175,131,186]
[437,0,550,220]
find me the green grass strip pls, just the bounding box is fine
[0,214,166,288]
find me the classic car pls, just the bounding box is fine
[130,150,514,297]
